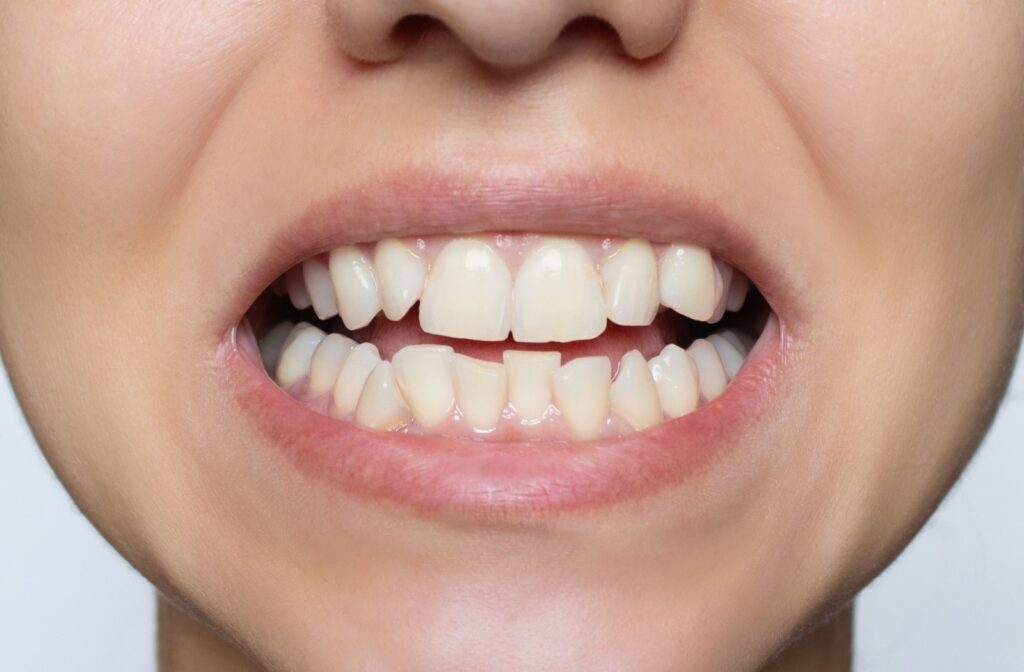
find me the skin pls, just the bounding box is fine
[1,1,1022,670]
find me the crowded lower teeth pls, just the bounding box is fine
[256,235,766,440]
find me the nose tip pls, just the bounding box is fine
[329,0,686,69]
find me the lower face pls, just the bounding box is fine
[1,3,1023,671]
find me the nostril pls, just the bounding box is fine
[558,15,631,58]
[390,13,444,52]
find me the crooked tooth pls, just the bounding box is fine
[329,247,382,330]
[302,257,339,321]
[610,350,662,431]
[285,267,313,311]
[355,362,412,431]
[552,357,611,440]
[375,239,427,321]
[726,271,751,312]
[602,239,659,327]
[308,334,357,396]
[503,351,561,422]
[420,239,512,341]
[707,334,745,380]
[453,355,508,432]
[275,323,326,388]
[513,238,606,343]
[688,339,729,402]
[331,343,381,418]
[392,345,455,428]
[260,321,295,374]
[709,260,733,324]
[648,344,699,419]
[659,245,717,322]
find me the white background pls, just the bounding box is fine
[2,351,1022,671]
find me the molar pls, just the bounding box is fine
[275,323,326,388]
[552,356,612,440]
[285,266,313,311]
[707,334,746,381]
[419,239,513,341]
[688,339,729,402]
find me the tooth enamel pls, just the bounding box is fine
[610,350,663,431]
[452,355,508,431]
[420,239,513,341]
[720,329,748,355]
[375,239,427,321]
[260,321,295,374]
[648,344,700,419]
[659,245,717,322]
[602,239,659,327]
[688,339,729,402]
[331,342,382,418]
[706,334,746,381]
[503,351,561,422]
[275,323,326,388]
[392,345,456,427]
[302,257,340,321]
[355,362,413,431]
[328,247,382,330]
[513,238,607,343]
[308,333,357,396]
[726,271,750,312]
[709,260,733,324]
[285,266,313,311]
[552,357,611,440]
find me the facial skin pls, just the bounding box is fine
[1,1,1022,670]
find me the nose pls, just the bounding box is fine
[328,0,686,68]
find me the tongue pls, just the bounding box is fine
[358,308,675,363]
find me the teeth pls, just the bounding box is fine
[726,271,750,312]
[602,239,660,327]
[659,245,717,322]
[709,260,733,324]
[302,257,339,321]
[513,238,607,343]
[453,355,508,431]
[648,344,699,419]
[375,239,427,321]
[331,343,382,418]
[552,357,611,440]
[687,339,729,402]
[329,247,382,330]
[706,334,745,381]
[392,345,456,428]
[308,333,357,396]
[355,362,412,431]
[719,329,748,355]
[420,239,513,341]
[610,350,663,431]
[503,351,561,422]
[259,321,295,374]
[285,267,313,311]
[275,323,326,388]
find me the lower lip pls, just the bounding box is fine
[221,318,787,516]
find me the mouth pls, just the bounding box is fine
[220,171,792,515]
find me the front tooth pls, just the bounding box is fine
[602,239,659,327]
[709,260,733,324]
[331,342,382,418]
[308,333,357,396]
[503,351,561,422]
[610,351,662,431]
[419,239,512,341]
[552,357,611,440]
[453,355,508,431]
[659,245,717,322]
[355,362,412,431]
[688,339,729,401]
[726,271,750,312]
[285,266,313,311]
[329,247,382,330]
[275,323,326,388]
[706,334,745,380]
[513,238,607,343]
[392,345,455,428]
[302,257,339,320]
[648,344,699,419]
[375,239,427,321]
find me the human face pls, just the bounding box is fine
[1,2,1021,670]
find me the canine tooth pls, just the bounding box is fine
[302,257,339,320]
[308,334,357,396]
[720,330,747,355]
[503,351,561,422]
[602,239,659,327]
[452,355,508,431]
[355,362,412,431]
[420,239,512,341]
[285,267,313,311]
[513,238,607,343]
[688,339,729,401]
[709,260,733,324]
[707,334,745,380]
[275,323,326,388]
[659,245,717,322]
[260,321,295,374]
[726,271,750,312]
[331,343,381,418]
[648,344,700,419]
[329,247,381,330]
[375,239,427,321]
[552,357,611,440]
[610,351,662,431]
[392,345,455,427]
